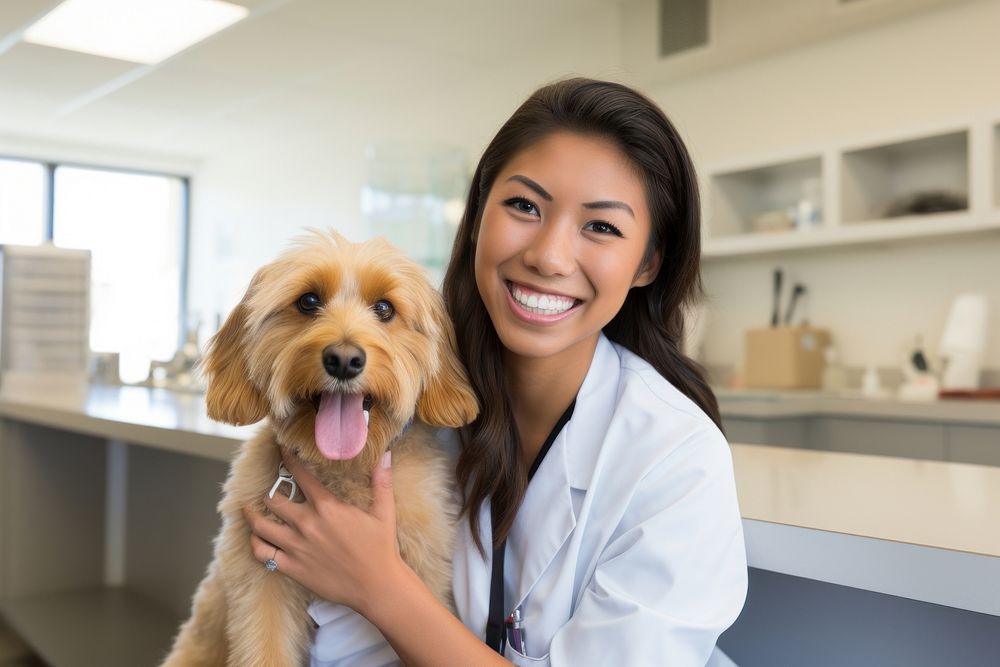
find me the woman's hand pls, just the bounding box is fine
[242,449,406,617]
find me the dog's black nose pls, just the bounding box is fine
[323,344,366,380]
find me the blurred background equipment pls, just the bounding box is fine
[939,292,989,390]
[0,243,90,393]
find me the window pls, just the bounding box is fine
[0,158,47,245]
[52,165,186,383]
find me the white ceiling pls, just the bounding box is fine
[0,0,623,159]
[0,0,979,163]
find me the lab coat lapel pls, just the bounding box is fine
[508,334,622,609]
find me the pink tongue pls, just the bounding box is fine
[315,392,368,460]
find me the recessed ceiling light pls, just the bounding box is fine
[23,0,249,65]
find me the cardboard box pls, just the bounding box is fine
[744,326,830,389]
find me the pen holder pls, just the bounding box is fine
[744,326,830,389]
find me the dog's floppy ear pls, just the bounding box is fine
[199,269,270,426]
[416,292,479,428]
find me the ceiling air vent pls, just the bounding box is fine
[658,0,709,58]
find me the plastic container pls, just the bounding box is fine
[821,346,848,393]
[793,177,822,231]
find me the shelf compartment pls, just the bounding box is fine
[0,587,179,667]
[841,130,968,224]
[708,156,823,238]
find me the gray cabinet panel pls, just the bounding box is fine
[126,446,229,618]
[807,417,947,460]
[0,420,106,600]
[722,417,807,448]
[948,425,1000,466]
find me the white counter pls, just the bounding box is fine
[1,383,997,618]
[0,382,251,461]
[717,387,1000,426]
[734,443,1000,615]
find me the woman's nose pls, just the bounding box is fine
[522,220,575,277]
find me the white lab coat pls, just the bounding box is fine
[308,333,748,666]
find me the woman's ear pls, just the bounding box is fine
[199,270,270,426]
[632,249,662,288]
[416,292,480,428]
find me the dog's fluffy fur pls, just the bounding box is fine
[161,229,478,667]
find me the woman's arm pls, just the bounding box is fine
[244,450,510,667]
[362,560,509,667]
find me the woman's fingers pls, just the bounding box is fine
[280,449,342,509]
[249,531,278,562]
[263,484,307,528]
[244,505,293,550]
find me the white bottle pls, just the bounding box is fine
[861,365,884,398]
[795,177,822,231]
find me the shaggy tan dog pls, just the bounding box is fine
[161,229,478,667]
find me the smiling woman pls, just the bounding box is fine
[282,78,746,667]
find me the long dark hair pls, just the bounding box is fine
[442,77,720,556]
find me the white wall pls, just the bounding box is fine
[647,0,1000,372]
[186,0,1000,375]
[186,3,624,333]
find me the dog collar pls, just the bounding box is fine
[268,463,298,502]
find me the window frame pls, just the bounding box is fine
[0,152,191,350]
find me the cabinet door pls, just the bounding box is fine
[722,417,807,448]
[948,426,1000,466]
[807,417,947,460]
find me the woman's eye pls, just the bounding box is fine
[584,220,624,237]
[297,292,322,314]
[372,299,395,322]
[503,197,538,216]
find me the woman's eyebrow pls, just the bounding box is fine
[506,175,552,201]
[583,200,635,218]
[506,175,635,219]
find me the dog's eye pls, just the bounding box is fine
[297,292,322,314]
[372,299,395,322]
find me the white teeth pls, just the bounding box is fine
[510,284,575,315]
[363,410,370,425]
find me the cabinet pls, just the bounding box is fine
[723,411,1000,467]
[703,117,1000,258]
[0,388,240,667]
[722,416,807,449]
[949,425,1000,467]
[807,417,947,461]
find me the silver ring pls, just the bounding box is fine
[264,547,279,573]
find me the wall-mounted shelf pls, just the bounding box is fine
[709,155,823,237]
[703,119,1000,259]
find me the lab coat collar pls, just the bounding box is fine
[564,332,622,491]
[506,333,622,609]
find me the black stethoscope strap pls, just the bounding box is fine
[485,399,576,654]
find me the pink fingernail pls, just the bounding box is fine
[380,450,391,469]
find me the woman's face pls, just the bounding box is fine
[474,131,660,363]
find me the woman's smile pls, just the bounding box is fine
[505,280,582,323]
